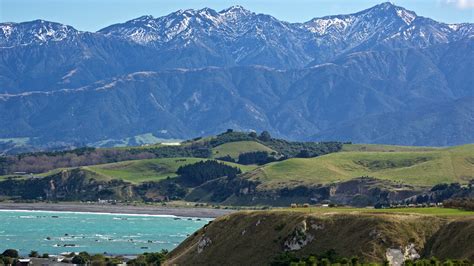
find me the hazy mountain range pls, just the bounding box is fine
[0,2,472,149]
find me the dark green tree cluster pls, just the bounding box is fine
[127,250,168,265]
[208,131,255,147]
[140,145,211,159]
[215,155,235,163]
[271,249,356,266]
[71,251,95,264]
[238,151,276,165]
[258,131,272,142]
[443,197,474,211]
[271,251,472,266]
[177,160,242,185]
[405,258,471,266]
[70,252,123,265]
[261,138,343,158]
[0,249,19,265]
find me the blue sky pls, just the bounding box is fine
[1,0,473,31]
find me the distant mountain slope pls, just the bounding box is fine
[313,97,474,146]
[1,2,472,93]
[0,2,472,147]
[0,39,471,146]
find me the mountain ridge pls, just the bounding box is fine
[0,2,472,148]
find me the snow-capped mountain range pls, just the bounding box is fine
[0,2,473,148]
[1,3,472,62]
[0,20,80,47]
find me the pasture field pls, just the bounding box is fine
[84,157,257,183]
[212,141,275,159]
[247,144,474,187]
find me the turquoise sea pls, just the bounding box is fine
[0,210,211,256]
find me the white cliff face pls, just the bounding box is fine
[284,220,314,251]
[386,248,405,266]
[404,243,421,261]
[386,243,420,266]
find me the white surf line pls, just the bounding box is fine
[0,209,213,220]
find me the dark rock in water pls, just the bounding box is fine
[147,240,153,243]
[51,216,59,218]
[46,236,51,240]
[63,244,75,247]
[141,247,148,249]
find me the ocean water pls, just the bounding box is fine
[0,210,211,256]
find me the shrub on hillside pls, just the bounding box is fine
[444,197,474,211]
[238,151,276,165]
[177,160,241,185]
[2,249,19,258]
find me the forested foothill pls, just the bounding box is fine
[0,130,343,175]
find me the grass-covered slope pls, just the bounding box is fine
[165,209,474,265]
[342,144,438,152]
[245,144,474,187]
[211,141,275,159]
[83,158,257,184]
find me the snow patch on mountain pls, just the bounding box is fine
[0,20,79,47]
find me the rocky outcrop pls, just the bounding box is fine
[386,244,420,266]
[284,220,314,251]
[0,168,140,201]
[187,176,422,207]
[197,236,212,254]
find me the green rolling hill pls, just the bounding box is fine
[83,157,257,184]
[244,144,474,188]
[1,131,472,206]
[211,140,276,160]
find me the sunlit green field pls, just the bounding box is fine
[342,143,438,152]
[84,157,257,184]
[248,144,474,187]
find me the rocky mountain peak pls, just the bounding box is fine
[0,20,78,47]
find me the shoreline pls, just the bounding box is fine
[0,202,235,218]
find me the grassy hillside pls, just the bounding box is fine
[342,143,438,152]
[211,141,275,159]
[246,144,474,187]
[84,157,257,184]
[280,207,474,217]
[165,210,474,265]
